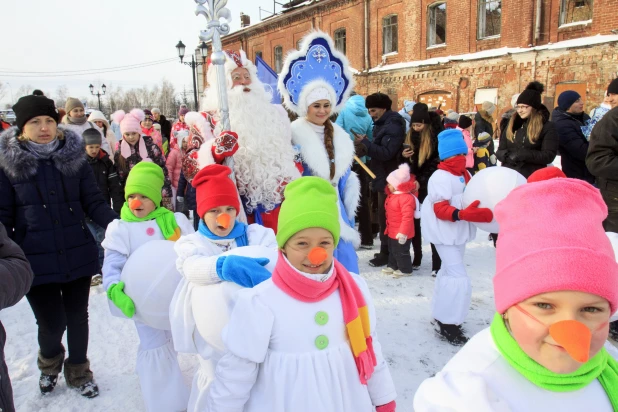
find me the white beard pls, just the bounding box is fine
[202,84,300,213]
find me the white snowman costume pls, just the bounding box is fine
[102,213,194,412]
[421,169,476,325]
[169,224,277,412]
[205,258,397,412]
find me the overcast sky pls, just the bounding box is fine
[0,0,280,107]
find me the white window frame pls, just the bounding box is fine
[559,0,593,26]
[478,0,502,39]
[382,15,398,55]
[274,46,283,73]
[474,88,498,105]
[427,2,447,48]
[334,28,347,55]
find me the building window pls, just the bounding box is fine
[427,3,447,47]
[382,15,398,54]
[255,51,263,60]
[560,0,593,25]
[296,39,303,50]
[274,46,283,73]
[478,0,501,38]
[334,28,347,54]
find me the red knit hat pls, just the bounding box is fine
[493,178,618,314]
[192,164,241,219]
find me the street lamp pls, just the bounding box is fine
[89,83,106,111]
[176,39,207,110]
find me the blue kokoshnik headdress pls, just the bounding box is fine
[277,31,355,117]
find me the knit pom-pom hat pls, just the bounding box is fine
[493,178,618,314]
[387,163,411,190]
[516,81,545,110]
[117,109,145,135]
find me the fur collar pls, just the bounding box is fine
[0,126,86,180]
[291,118,354,182]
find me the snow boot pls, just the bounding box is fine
[369,253,389,267]
[37,349,64,394]
[393,270,412,278]
[64,359,99,398]
[609,321,618,342]
[90,275,102,287]
[435,320,469,346]
[381,267,395,274]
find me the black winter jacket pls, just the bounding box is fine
[475,110,494,137]
[552,108,594,183]
[362,110,406,192]
[401,128,440,202]
[0,222,33,412]
[0,126,118,286]
[496,107,558,179]
[155,115,172,139]
[87,150,125,213]
[177,171,197,212]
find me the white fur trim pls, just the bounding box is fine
[343,170,360,220]
[338,202,361,248]
[197,138,216,169]
[278,31,355,117]
[184,112,214,142]
[291,118,354,182]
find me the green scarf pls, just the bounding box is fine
[490,313,618,409]
[120,203,181,241]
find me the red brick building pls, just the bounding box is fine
[203,0,618,113]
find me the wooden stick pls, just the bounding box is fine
[354,155,376,179]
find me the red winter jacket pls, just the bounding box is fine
[384,180,418,239]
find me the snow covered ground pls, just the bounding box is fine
[1,228,615,411]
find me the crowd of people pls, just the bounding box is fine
[0,30,617,412]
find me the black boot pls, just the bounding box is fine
[37,349,64,395]
[64,359,99,398]
[369,253,389,267]
[435,320,469,346]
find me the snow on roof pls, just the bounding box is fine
[367,34,618,74]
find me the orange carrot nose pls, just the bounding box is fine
[308,247,328,266]
[549,320,592,363]
[216,213,232,229]
[129,198,142,210]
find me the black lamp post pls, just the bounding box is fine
[89,83,106,111]
[176,40,208,110]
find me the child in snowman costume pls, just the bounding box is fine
[205,176,397,412]
[414,173,618,411]
[101,161,195,412]
[420,128,493,345]
[169,163,276,412]
[277,31,361,273]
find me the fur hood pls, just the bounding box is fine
[0,126,86,180]
[291,118,354,182]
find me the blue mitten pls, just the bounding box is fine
[216,255,271,288]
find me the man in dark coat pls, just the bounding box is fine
[152,108,172,142]
[553,90,593,183]
[355,93,405,267]
[0,222,34,412]
[586,77,618,340]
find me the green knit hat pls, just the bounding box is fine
[276,176,340,248]
[124,161,164,206]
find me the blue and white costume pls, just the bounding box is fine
[278,32,361,273]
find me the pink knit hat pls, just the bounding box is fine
[387,163,411,190]
[493,178,618,314]
[112,109,144,135]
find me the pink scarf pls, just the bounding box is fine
[272,251,377,384]
[120,136,149,161]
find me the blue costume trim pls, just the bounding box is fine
[198,219,248,247]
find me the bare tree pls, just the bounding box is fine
[54,85,69,109]
[15,84,34,99]
[158,79,176,117]
[0,82,6,102]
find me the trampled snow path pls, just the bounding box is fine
[1,228,606,411]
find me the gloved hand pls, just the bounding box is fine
[176,196,185,203]
[507,151,521,162]
[107,282,135,318]
[212,131,239,163]
[458,200,493,223]
[376,400,396,412]
[216,255,271,288]
[396,233,407,245]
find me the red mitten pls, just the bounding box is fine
[212,131,239,163]
[458,200,493,223]
[434,200,457,222]
[376,400,396,412]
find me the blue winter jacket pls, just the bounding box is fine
[336,95,374,162]
[0,126,118,286]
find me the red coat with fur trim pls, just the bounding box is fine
[384,180,417,239]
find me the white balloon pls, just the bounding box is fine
[121,240,182,330]
[192,245,279,353]
[462,167,527,233]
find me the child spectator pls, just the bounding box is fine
[457,115,475,173]
[83,128,124,286]
[473,132,497,174]
[421,129,493,345]
[382,164,420,277]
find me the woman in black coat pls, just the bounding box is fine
[496,82,558,179]
[0,95,118,398]
[400,104,442,276]
[0,222,34,412]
